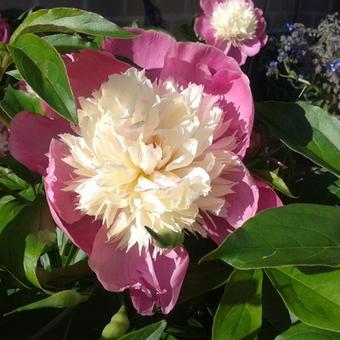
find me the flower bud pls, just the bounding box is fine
[0,16,10,44]
[101,305,129,340]
[145,226,184,249]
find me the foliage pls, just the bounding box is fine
[0,4,339,340]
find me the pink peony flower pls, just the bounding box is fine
[195,0,268,65]
[9,29,281,315]
[0,16,10,44]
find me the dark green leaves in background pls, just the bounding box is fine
[1,5,340,340]
[0,195,55,289]
[256,101,340,177]
[0,85,43,119]
[179,261,232,303]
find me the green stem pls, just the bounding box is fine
[0,182,30,203]
[64,243,79,267]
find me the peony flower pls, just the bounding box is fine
[0,16,10,44]
[9,29,281,315]
[0,122,9,156]
[195,0,268,64]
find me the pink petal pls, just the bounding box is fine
[64,49,130,101]
[194,15,212,39]
[9,112,72,175]
[129,289,156,316]
[0,17,10,44]
[203,176,282,245]
[160,42,242,87]
[45,138,82,224]
[89,227,189,315]
[227,44,248,65]
[202,160,259,245]
[254,178,283,211]
[215,75,254,158]
[199,0,219,15]
[201,211,233,245]
[159,42,253,159]
[222,163,259,228]
[239,38,261,57]
[102,28,177,71]
[44,138,101,254]
[147,248,189,314]
[48,201,101,255]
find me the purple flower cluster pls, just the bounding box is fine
[266,13,340,113]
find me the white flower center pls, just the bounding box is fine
[61,68,237,252]
[211,0,258,43]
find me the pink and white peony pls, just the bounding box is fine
[9,29,281,315]
[195,0,268,64]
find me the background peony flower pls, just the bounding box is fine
[0,15,10,44]
[9,29,280,315]
[0,122,9,156]
[195,0,268,65]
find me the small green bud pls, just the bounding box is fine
[145,226,185,249]
[101,305,129,340]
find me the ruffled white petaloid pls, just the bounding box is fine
[211,0,258,43]
[60,68,237,252]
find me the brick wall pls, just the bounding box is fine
[0,0,339,33]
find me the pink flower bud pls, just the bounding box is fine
[0,16,10,44]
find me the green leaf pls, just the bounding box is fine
[328,179,340,198]
[202,204,340,268]
[0,195,56,289]
[8,33,77,123]
[253,169,296,198]
[37,259,91,289]
[0,166,29,190]
[120,320,167,340]
[256,101,340,177]
[10,8,135,42]
[266,267,340,332]
[262,276,291,333]
[212,269,263,340]
[0,85,43,119]
[276,322,340,339]
[24,229,55,288]
[178,261,232,303]
[0,155,41,186]
[5,290,89,315]
[43,34,97,52]
[0,196,26,233]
